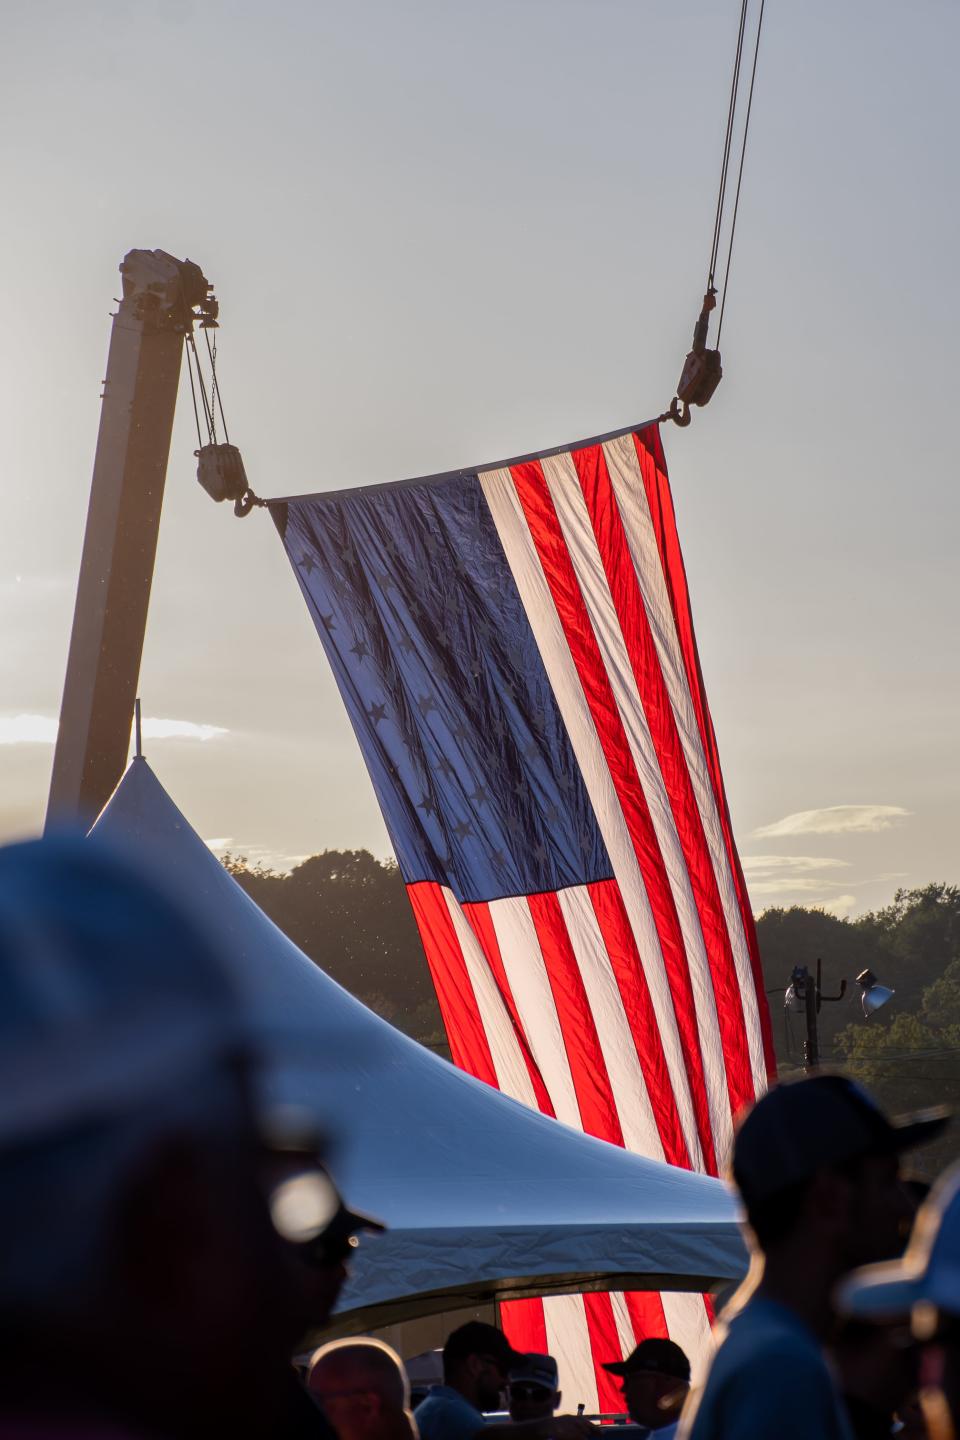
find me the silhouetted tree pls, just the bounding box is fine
[756,887,960,1172]
[223,848,446,1051]
[754,906,880,1067]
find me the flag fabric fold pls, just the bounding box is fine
[273,418,774,1406]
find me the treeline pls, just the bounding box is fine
[761,885,960,1171]
[226,851,960,1169]
[223,849,447,1051]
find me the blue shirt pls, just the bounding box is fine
[415,1385,486,1440]
[681,1296,854,1440]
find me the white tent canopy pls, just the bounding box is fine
[90,759,747,1332]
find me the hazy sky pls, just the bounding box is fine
[2,0,957,923]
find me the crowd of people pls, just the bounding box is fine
[2,834,959,1440]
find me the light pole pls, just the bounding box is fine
[784,960,896,1072]
[785,960,846,1073]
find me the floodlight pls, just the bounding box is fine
[856,968,895,1018]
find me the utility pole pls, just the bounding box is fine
[787,960,847,1073]
[46,250,217,832]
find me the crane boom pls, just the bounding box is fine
[46,249,217,832]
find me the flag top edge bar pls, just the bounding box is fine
[264,417,662,508]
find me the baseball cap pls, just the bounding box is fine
[0,836,249,1151]
[603,1338,691,1382]
[732,1074,949,1209]
[508,1353,559,1390]
[837,1164,960,1326]
[442,1321,525,1373]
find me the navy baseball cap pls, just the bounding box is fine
[733,1074,949,1209]
[603,1338,691,1381]
[443,1322,525,1372]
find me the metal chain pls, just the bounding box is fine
[205,330,218,444]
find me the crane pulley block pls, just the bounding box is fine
[196,442,249,505]
[676,287,723,409]
[676,345,723,408]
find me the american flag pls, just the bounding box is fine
[275,419,775,1407]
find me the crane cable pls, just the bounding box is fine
[661,0,766,426]
[714,0,766,344]
[708,0,752,300]
[184,334,205,450]
[186,326,265,517]
[184,330,232,449]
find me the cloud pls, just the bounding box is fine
[0,714,57,745]
[747,876,849,897]
[753,890,859,918]
[207,840,308,872]
[143,718,227,742]
[819,894,858,918]
[744,854,856,911]
[752,805,910,839]
[0,714,228,745]
[741,854,850,875]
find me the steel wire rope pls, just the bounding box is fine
[708,0,751,292]
[716,0,767,343]
[187,334,216,443]
[184,336,205,450]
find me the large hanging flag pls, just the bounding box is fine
[272,419,775,1407]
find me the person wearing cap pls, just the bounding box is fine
[0,836,356,1438]
[308,1338,416,1440]
[508,1354,561,1424]
[414,1321,597,1440]
[681,1073,948,1440]
[829,1178,930,1440]
[838,1163,960,1437]
[603,1339,691,1435]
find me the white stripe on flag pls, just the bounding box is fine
[660,1292,716,1385]
[555,885,666,1162]
[609,1290,640,1361]
[480,466,704,1171]
[542,453,733,1160]
[542,1294,600,1414]
[441,889,539,1108]
[486,894,582,1128]
[603,433,767,1097]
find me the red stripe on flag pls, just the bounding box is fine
[511,459,717,1175]
[583,1292,628,1412]
[588,879,691,1170]
[406,882,499,1088]
[632,426,776,1079]
[527,890,625,1147]
[573,440,754,1118]
[463,900,556,1118]
[500,1297,550,1357]
[623,1289,671,1342]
